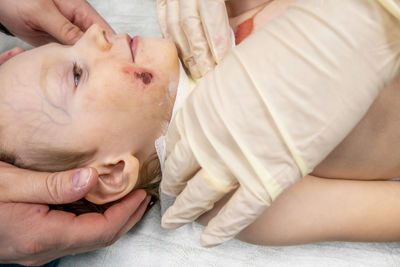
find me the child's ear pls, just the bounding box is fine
[0,47,24,65]
[85,153,140,204]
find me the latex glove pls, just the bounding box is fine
[226,0,273,17]
[157,0,232,79]
[161,0,400,247]
[0,161,149,265]
[0,0,115,46]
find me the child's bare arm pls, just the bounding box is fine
[198,176,400,245]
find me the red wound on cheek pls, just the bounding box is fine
[235,17,254,45]
[135,72,153,84]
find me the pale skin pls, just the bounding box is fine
[0,1,151,265]
[196,0,400,246]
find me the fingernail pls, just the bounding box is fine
[72,168,92,189]
[145,195,151,205]
[139,190,147,202]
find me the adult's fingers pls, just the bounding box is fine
[200,186,267,247]
[42,190,147,253]
[166,0,201,78]
[28,34,59,47]
[0,47,24,65]
[156,0,170,39]
[14,190,147,266]
[64,193,150,258]
[162,115,201,196]
[180,0,216,76]
[198,0,232,64]
[112,195,151,242]
[36,1,84,45]
[162,169,236,229]
[53,0,115,36]
[162,138,200,196]
[0,163,98,204]
[58,192,149,256]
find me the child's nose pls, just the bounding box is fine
[81,24,112,51]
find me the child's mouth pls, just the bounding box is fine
[130,36,140,63]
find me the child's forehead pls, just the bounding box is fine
[0,48,70,120]
[6,46,68,89]
[1,45,61,78]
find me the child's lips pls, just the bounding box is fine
[130,36,140,62]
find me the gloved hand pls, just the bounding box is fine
[161,0,400,247]
[157,0,232,79]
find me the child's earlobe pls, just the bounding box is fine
[84,155,140,205]
[0,47,24,65]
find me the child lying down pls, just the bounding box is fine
[0,25,179,212]
[0,0,400,245]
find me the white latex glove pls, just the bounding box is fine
[161,0,400,247]
[157,0,232,79]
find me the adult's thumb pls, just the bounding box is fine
[38,5,84,45]
[0,164,98,204]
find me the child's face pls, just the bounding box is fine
[0,24,180,203]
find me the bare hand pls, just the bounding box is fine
[0,162,150,266]
[0,0,115,46]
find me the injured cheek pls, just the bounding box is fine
[122,66,154,85]
[135,72,153,84]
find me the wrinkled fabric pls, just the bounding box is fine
[378,0,400,20]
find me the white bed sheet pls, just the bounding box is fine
[1,0,400,266]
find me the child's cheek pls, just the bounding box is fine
[121,64,156,89]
